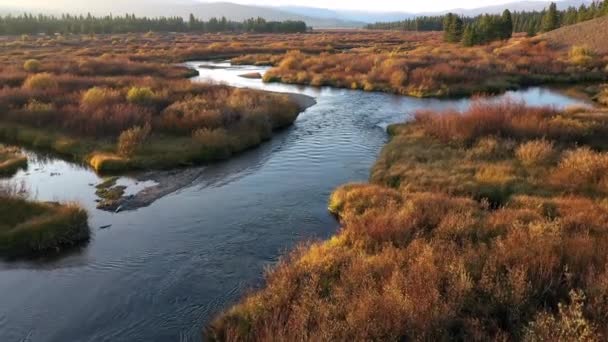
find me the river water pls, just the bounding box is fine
[0,62,590,342]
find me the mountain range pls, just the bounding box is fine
[0,0,595,28]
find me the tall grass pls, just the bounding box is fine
[0,183,90,258]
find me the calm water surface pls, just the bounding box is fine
[0,62,589,342]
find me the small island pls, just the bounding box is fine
[0,153,89,259]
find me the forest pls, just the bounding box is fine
[0,14,308,35]
[367,0,608,37]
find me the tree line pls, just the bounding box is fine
[367,0,608,37]
[0,13,308,35]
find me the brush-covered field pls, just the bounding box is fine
[0,33,310,173]
[257,33,608,97]
[210,100,608,341]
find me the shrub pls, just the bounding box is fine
[469,136,514,159]
[81,87,121,108]
[515,139,556,166]
[22,73,57,90]
[328,183,401,218]
[23,59,41,72]
[414,100,558,145]
[552,147,608,192]
[598,87,608,106]
[25,99,54,113]
[192,128,233,160]
[126,87,156,105]
[88,153,131,173]
[524,291,599,342]
[161,97,224,133]
[569,45,594,66]
[117,123,151,157]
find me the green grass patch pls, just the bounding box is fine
[0,196,90,258]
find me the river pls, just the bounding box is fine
[0,62,590,342]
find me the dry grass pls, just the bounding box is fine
[542,16,608,54]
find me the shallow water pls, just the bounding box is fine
[0,62,590,342]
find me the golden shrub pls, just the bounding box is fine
[22,73,57,90]
[23,59,41,72]
[81,87,121,108]
[552,147,608,192]
[117,123,151,157]
[524,291,600,342]
[126,87,156,105]
[569,45,594,66]
[515,139,556,166]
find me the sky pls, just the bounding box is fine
[205,0,532,12]
[1,0,560,13]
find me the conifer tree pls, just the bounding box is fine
[541,2,560,32]
[501,9,513,39]
[443,13,464,43]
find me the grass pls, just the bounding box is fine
[0,192,89,259]
[0,145,27,177]
[209,101,608,341]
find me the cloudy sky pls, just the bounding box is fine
[223,0,524,12]
[3,0,547,13]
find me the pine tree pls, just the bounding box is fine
[501,9,513,39]
[443,13,464,43]
[462,24,477,46]
[541,2,560,32]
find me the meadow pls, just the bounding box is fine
[259,33,608,97]
[0,33,314,173]
[3,31,605,174]
[210,100,608,341]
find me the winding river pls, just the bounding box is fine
[0,62,591,342]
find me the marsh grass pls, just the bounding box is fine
[0,186,90,258]
[0,145,27,176]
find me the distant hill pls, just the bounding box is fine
[0,0,364,28]
[542,16,608,54]
[440,0,592,16]
[276,1,592,24]
[275,6,415,23]
[0,0,595,28]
